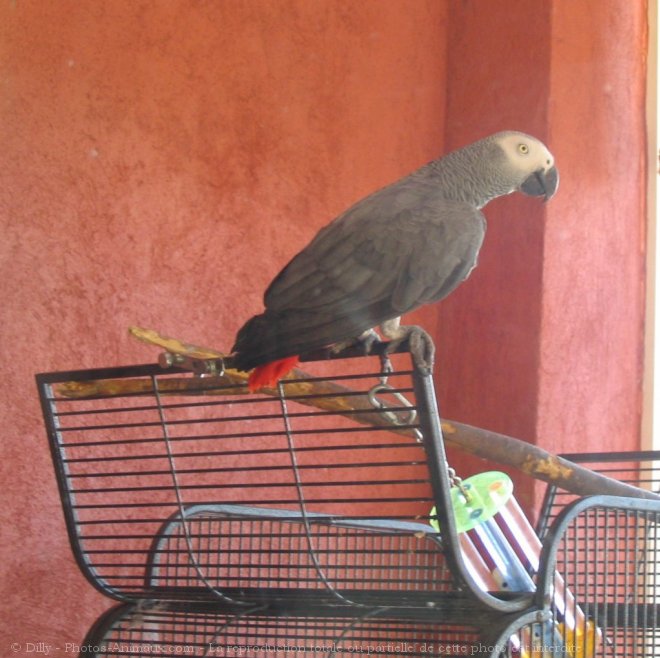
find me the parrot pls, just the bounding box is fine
[231,131,558,391]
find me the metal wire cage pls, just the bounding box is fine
[36,354,660,657]
[506,452,660,658]
[37,352,541,657]
[537,451,660,537]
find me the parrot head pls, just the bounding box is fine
[495,131,559,201]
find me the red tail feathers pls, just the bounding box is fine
[247,356,300,392]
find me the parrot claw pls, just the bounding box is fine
[384,325,435,374]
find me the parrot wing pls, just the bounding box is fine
[266,196,485,316]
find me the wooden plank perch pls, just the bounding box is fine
[54,326,660,503]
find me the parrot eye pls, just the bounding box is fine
[518,143,529,155]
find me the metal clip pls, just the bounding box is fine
[367,383,423,442]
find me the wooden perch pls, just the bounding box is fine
[54,326,660,503]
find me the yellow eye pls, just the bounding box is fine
[518,143,529,155]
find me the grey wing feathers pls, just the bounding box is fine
[266,197,485,318]
[391,203,486,310]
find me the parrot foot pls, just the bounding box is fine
[407,326,436,374]
[381,320,435,374]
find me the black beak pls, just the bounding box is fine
[520,165,559,201]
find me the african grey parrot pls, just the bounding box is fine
[231,131,558,390]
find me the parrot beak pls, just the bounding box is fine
[520,165,559,201]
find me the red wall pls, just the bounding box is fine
[433,0,648,508]
[539,2,648,457]
[0,0,647,652]
[435,1,553,499]
[0,1,448,651]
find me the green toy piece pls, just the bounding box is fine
[430,471,513,533]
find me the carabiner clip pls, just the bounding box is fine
[367,382,423,442]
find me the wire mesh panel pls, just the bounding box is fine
[145,505,454,607]
[39,353,549,658]
[533,456,660,657]
[37,355,489,608]
[507,497,660,658]
[537,451,660,538]
[83,602,487,658]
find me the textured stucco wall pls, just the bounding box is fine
[434,0,552,503]
[0,0,648,652]
[539,1,647,457]
[0,1,447,652]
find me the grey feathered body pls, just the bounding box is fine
[231,135,519,371]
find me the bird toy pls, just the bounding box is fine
[431,471,600,657]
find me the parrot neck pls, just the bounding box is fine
[426,142,514,209]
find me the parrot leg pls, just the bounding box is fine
[330,328,380,355]
[380,318,435,373]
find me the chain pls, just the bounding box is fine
[446,464,472,503]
